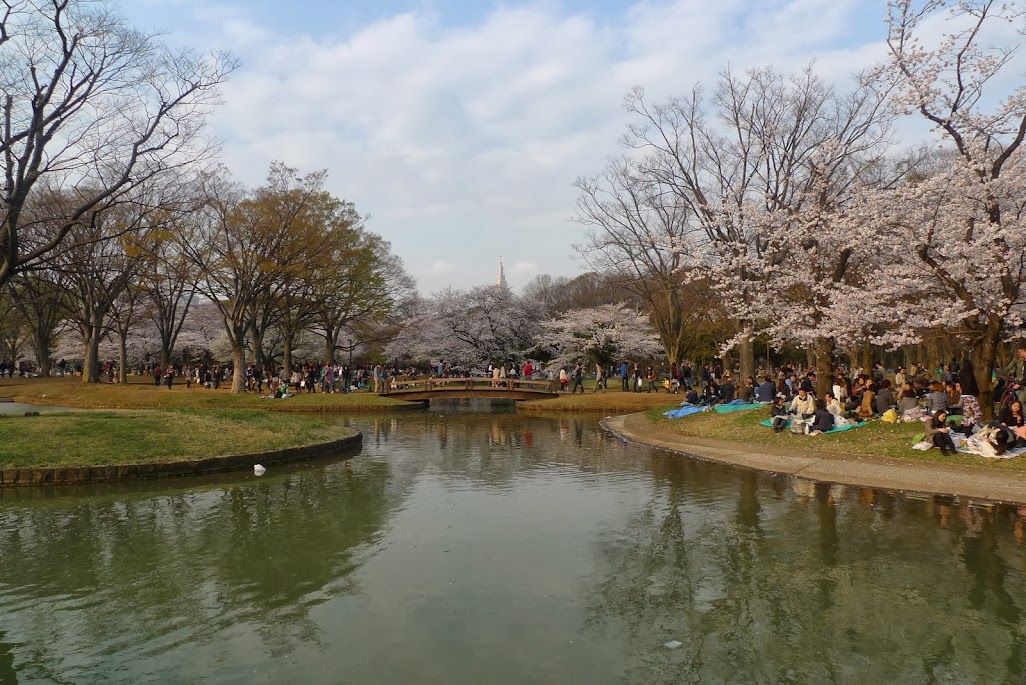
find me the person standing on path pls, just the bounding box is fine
[571,364,585,394]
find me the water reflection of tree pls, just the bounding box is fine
[360,413,650,492]
[583,462,1026,684]
[0,457,394,682]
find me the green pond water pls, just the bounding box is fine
[2,406,1026,684]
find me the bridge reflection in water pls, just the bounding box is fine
[380,377,559,402]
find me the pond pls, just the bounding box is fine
[1,406,1025,683]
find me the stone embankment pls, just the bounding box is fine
[0,432,362,486]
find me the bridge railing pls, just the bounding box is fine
[382,376,557,394]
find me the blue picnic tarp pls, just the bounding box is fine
[664,406,707,419]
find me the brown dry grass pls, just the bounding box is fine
[0,375,411,411]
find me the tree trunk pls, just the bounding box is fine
[815,336,834,398]
[861,341,872,376]
[231,342,247,394]
[283,334,293,377]
[159,340,171,369]
[82,328,101,383]
[924,337,940,372]
[805,346,815,370]
[118,331,129,384]
[739,329,755,381]
[32,331,51,377]
[972,317,1003,421]
[248,319,263,370]
[322,328,339,367]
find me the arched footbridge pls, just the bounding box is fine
[380,377,559,402]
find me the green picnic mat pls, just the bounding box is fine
[714,403,765,414]
[760,418,865,434]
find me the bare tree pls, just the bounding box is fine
[60,208,147,382]
[7,268,72,376]
[108,281,146,383]
[140,214,201,368]
[575,155,713,367]
[0,0,236,287]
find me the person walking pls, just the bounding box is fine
[571,364,585,394]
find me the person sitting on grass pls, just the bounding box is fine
[790,387,816,419]
[897,381,919,413]
[756,376,776,403]
[824,392,843,418]
[833,373,850,405]
[955,385,980,435]
[719,375,736,403]
[771,394,790,433]
[686,386,700,405]
[875,379,895,415]
[738,376,755,403]
[807,399,835,435]
[858,382,877,421]
[703,380,720,405]
[1000,400,1026,447]
[926,381,948,413]
[925,409,958,455]
[776,374,790,399]
[945,381,962,415]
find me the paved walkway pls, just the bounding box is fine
[603,413,1026,505]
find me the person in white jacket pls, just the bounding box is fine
[790,387,816,419]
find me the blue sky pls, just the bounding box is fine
[118,1,907,293]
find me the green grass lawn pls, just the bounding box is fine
[647,404,1026,471]
[0,408,353,469]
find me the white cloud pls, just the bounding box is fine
[136,0,968,293]
[425,260,460,275]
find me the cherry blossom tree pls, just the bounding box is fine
[859,0,1026,416]
[538,303,664,370]
[616,66,893,381]
[386,285,541,370]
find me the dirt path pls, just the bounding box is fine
[603,413,1026,505]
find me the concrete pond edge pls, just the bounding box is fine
[601,413,1026,506]
[0,431,363,487]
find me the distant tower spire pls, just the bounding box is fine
[497,255,509,290]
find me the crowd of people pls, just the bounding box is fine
[664,349,1026,454]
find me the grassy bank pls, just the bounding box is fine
[1,376,412,411]
[519,389,679,412]
[0,408,353,469]
[648,404,1026,472]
